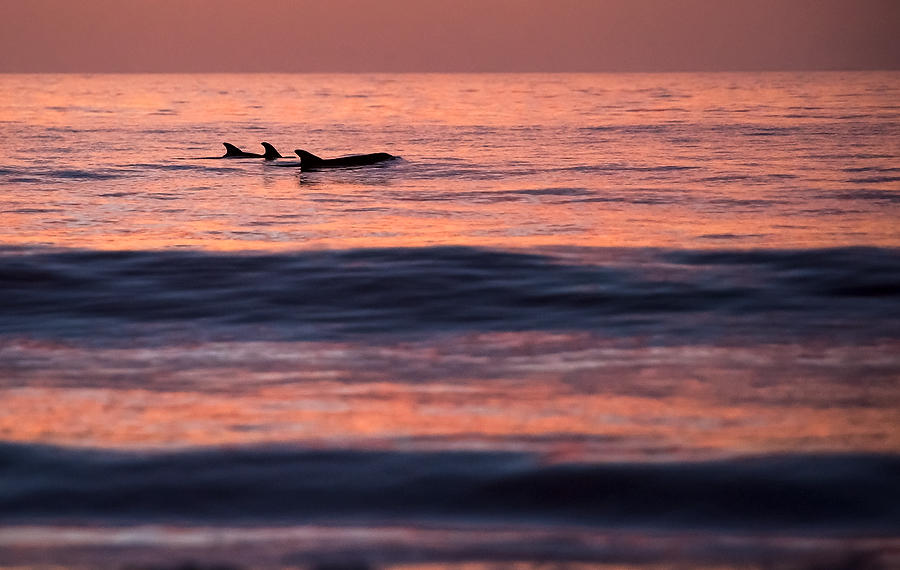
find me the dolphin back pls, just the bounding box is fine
[295,149,323,164]
[261,142,283,160]
[294,149,396,169]
[223,142,244,157]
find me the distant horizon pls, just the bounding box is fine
[1,0,898,73]
[3,68,900,75]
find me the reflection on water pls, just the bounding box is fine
[0,73,898,252]
[1,337,898,456]
[2,525,899,570]
[0,72,899,568]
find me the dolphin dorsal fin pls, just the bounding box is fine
[295,149,322,163]
[223,142,244,156]
[261,142,283,160]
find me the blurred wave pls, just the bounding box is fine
[1,442,898,532]
[1,246,897,343]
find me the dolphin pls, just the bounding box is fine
[222,142,283,160]
[294,149,397,170]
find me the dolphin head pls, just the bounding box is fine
[294,149,323,163]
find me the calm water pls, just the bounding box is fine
[1,72,899,569]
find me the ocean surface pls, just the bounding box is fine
[0,72,899,569]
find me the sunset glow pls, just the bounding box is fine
[2,2,899,568]
[1,0,899,72]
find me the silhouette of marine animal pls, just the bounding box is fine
[294,149,397,170]
[222,142,283,160]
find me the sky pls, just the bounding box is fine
[0,0,898,73]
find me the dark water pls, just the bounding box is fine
[2,246,898,343]
[2,443,899,533]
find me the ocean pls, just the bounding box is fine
[0,72,899,569]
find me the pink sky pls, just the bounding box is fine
[1,0,898,72]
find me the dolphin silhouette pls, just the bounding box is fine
[294,149,397,170]
[222,142,283,160]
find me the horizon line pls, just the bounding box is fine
[3,68,900,75]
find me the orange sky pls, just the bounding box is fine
[1,0,898,72]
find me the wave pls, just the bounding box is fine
[401,187,596,203]
[1,246,897,343]
[562,164,698,173]
[843,166,900,173]
[832,190,900,203]
[1,442,897,531]
[0,163,251,184]
[0,167,124,181]
[847,176,900,184]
